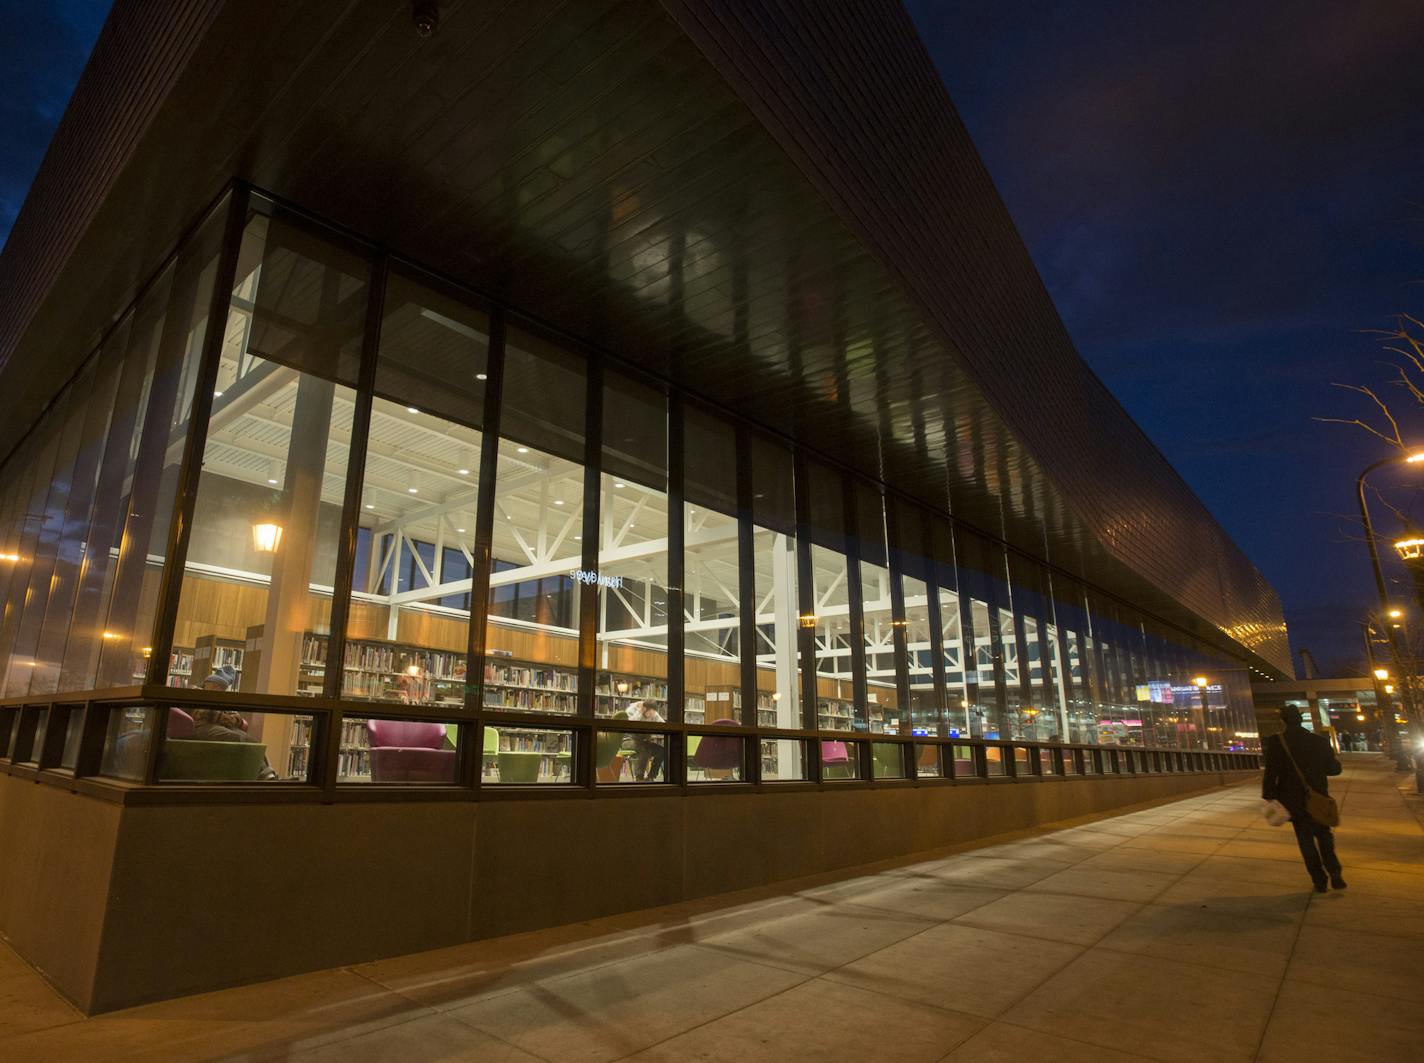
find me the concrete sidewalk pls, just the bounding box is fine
[2,753,1420,1062]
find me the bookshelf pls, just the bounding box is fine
[192,635,244,689]
[285,717,380,780]
[293,631,468,705]
[141,646,195,687]
[483,653,578,712]
[702,685,777,727]
[483,724,572,783]
[594,671,668,718]
[817,696,856,731]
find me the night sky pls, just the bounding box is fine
[5,1,1424,676]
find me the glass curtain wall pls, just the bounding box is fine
[1051,577,1099,744]
[804,461,858,732]
[0,198,228,697]
[683,406,742,726]
[954,526,1010,739]
[595,373,670,723]
[1007,554,1067,743]
[164,199,366,779]
[482,327,586,715]
[854,483,898,734]
[750,435,802,731]
[168,203,366,699]
[891,499,942,737]
[931,518,971,737]
[0,187,1268,776]
[341,269,490,710]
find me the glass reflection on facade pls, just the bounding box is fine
[0,188,1265,789]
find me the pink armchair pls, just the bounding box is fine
[366,719,457,783]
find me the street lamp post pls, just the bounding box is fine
[1355,453,1424,776]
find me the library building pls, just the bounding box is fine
[0,0,1289,1012]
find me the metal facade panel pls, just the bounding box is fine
[660,0,1289,673]
[0,0,1289,673]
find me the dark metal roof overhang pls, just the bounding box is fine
[0,0,1290,676]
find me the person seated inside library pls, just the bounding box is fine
[194,667,279,781]
[624,700,666,781]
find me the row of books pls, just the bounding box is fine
[341,641,466,679]
[489,729,571,754]
[594,679,668,700]
[483,661,577,692]
[484,688,577,712]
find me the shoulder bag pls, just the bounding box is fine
[1276,733,1340,827]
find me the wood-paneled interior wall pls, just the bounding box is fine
[171,575,896,708]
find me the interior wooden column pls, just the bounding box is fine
[252,372,333,768]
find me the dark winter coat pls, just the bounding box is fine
[1262,724,1341,814]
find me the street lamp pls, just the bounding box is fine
[1356,450,1424,774]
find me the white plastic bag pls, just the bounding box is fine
[1261,799,1290,827]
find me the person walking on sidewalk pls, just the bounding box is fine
[1262,706,1345,892]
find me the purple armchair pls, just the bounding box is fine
[692,719,743,776]
[168,707,196,738]
[366,719,457,783]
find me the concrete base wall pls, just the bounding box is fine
[0,771,1247,1013]
[0,774,122,1014]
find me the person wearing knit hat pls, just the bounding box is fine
[200,664,237,691]
[191,664,277,780]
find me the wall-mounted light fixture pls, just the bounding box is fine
[252,522,283,554]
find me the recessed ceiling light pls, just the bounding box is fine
[267,478,278,484]
[408,487,418,494]
[615,482,626,488]
[476,373,488,381]
[457,468,469,475]
[365,504,374,509]
[553,499,564,505]
[574,535,582,541]
[517,447,529,454]
[213,390,224,397]
[457,527,466,533]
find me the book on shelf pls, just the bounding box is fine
[595,673,668,702]
[484,661,577,692]
[489,728,571,755]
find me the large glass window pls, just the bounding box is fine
[157,706,313,782]
[854,483,899,734]
[1008,554,1066,743]
[931,518,971,737]
[168,203,366,721]
[340,271,490,708]
[29,326,129,696]
[595,374,670,722]
[751,436,801,731]
[683,407,742,725]
[955,527,1009,739]
[57,201,228,692]
[2,372,93,696]
[805,462,857,732]
[1052,578,1099,744]
[482,328,585,714]
[0,388,76,693]
[893,500,941,736]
